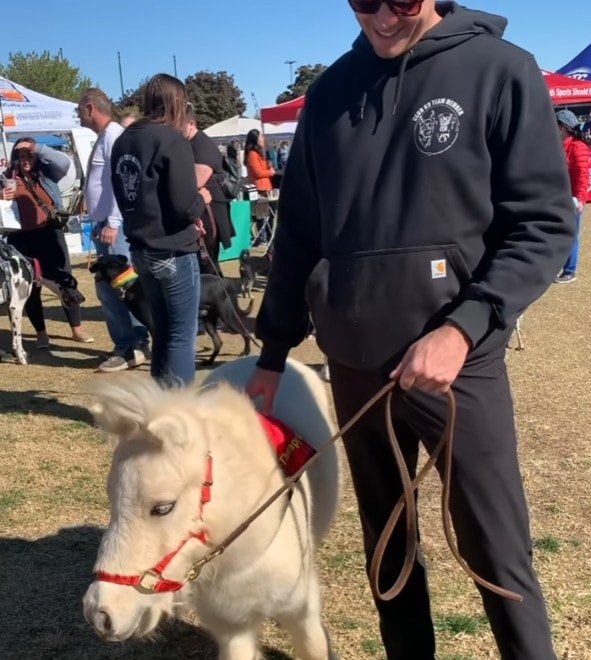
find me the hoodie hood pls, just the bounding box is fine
[352,1,507,64]
[349,2,508,117]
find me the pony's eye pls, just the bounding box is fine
[150,502,175,517]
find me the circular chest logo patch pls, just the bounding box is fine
[413,98,464,156]
[115,154,142,203]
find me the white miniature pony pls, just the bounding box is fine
[83,356,340,660]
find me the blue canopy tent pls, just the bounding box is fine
[558,44,591,81]
[7,133,67,148]
[34,134,67,148]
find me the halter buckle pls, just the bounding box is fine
[137,569,160,593]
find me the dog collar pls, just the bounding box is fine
[111,266,139,291]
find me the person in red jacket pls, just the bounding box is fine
[555,108,590,283]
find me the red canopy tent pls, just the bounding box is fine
[261,72,591,119]
[260,96,305,124]
[541,70,591,203]
[541,69,591,105]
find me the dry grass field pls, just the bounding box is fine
[1,211,590,659]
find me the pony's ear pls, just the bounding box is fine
[147,413,190,448]
[90,401,143,438]
[87,373,160,439]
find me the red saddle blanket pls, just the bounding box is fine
[258,414,317,478]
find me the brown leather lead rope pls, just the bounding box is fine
[369,389,523,603]
[188,379,523,604]
[186,379,399,579]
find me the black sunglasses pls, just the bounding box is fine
[348,0,423,16]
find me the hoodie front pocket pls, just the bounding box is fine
[306,244,471,372]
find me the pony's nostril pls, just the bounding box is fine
[98,609,112,635]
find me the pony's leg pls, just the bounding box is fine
[276,575,335,660]
[202,612,262,660]
[214,627,262,660]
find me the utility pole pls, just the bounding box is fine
[173,55,178,78]
[117,51,125,99]
[58,48,63,61]
[285,60,296,86]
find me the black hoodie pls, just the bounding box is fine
[256,2,575,373]
[111,121,205,254]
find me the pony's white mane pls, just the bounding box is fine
[89,373,272,463]
[91,373,276,480]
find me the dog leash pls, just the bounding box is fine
[189,379,523,603]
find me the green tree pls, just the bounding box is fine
[117,77,150,112]
[0,50,92,102]
[184,71,246,128]
[275,64,327,104]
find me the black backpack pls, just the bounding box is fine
[218,156,242,200]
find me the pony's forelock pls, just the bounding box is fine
[87,375,254,454]
[88,373,167,439]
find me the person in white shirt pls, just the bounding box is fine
[77,88,149,372]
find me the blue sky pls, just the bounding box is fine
[2,1,589,114]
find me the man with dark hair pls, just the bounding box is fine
[246,1,575,658]
[77,87,149,372]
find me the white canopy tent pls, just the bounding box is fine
[204,115,297,143]
[0,76,82,169]
[0,77,80,134]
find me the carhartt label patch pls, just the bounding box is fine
[431,259,447,279]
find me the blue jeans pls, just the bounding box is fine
[93,224,149,354]
[131,249,200,387]
[563,210,582,275]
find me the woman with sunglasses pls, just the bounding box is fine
[247,2,574,658]
[111,73,210,387]
[1,137,93,348]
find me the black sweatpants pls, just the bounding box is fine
[7,226,81,331]
[329,351,555,660]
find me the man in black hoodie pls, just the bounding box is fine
[247,2,573,659]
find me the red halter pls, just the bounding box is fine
[93,414,315,594]
[94,453,213,594]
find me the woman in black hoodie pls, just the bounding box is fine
[246,2,574,659]
[111,73,210,386]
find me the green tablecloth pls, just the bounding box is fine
[219,200,252,262]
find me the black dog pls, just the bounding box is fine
[238,248,272,298]
[89,256,148,335]
[198,274,253,364]
[90,255,253,366]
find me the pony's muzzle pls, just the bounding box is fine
[83,582,135,642]
[83,580,171,642]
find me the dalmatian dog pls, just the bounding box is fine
[0,241,35,364]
